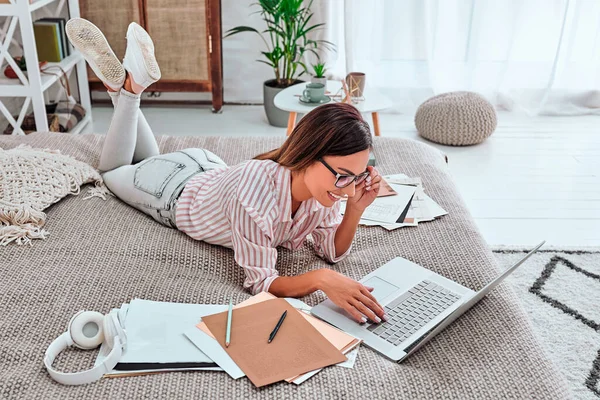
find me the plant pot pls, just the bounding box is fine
[263,79,303,127]
[311,76,327,89]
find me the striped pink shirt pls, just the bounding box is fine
[175,159,350,294]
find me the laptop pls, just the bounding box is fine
[311,241,545,362]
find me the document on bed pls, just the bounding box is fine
[187,293,360,385]
[339,184,416,224]
[95,299,227,377]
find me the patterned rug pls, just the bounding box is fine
[494,248,600,400]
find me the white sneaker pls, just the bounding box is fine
[65,18,125,91]
[122,22,161,92]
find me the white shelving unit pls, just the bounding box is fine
[0,0,91,135]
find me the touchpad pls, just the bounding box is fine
[363,276,399,302]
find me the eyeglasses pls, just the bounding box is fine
[318,158,370,188]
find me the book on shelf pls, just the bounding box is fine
[38,18,69,58]
[33,18,68,62]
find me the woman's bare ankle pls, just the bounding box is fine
[123,75,134,94]
[122,72,145,95]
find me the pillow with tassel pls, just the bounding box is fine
[0,145,109,246]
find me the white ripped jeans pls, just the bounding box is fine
[100,89,226,227]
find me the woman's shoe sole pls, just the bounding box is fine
[126,23,161,84]
[65,18,125,90]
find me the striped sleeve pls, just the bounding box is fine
[311,202,351,263]
[229,195,279,295]
[227,161,281,295]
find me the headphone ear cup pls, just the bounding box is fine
[69,311,105,349]
[103,311,126,350]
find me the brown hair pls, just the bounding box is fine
[255,102,372,171]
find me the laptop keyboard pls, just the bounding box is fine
[367,280,461,346]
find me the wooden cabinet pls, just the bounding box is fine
[80,0,223,112]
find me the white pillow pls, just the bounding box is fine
[0,145,107,246]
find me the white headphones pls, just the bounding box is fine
[44,309,127,385]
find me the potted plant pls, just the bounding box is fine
[225,0,335,127]
[310,62,327,88]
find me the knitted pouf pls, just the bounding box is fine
[415,91,497,146]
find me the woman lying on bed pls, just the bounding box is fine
[66,18,387,325]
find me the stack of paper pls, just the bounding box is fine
[94,300,226,377]
[186,292,361,387]
[202,298,346,387]
[93,295,361,385]
[94,295,357,382]
[340,174,447,231]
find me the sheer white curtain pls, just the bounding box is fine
[311,0,600,115]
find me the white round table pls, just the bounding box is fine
[273,80,392,136]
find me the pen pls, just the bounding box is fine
[268,310,287,343]
[225,298,233,347]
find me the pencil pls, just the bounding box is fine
[225,298,233,347]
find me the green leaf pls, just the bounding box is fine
[265,26,286,37]
[224,26,262,38]
[298,22,324,37]
[316,39,337,50]
[297,61,309,74]
[235,0,334,84]
[305,48,321,60]
[256,59,275,67]
[311,61,326,77]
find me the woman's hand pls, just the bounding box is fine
[345,166,381,214]
[318,269,387,324]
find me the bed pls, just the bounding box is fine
[0,133,570,399]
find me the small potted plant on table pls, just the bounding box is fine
[226,0,335,127]
[310,62,327,89]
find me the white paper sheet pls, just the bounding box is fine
[291,342,361,384]
[120,299,226,364]
[291,368,321,385]
[423,192,448,218]
[405,188,434,222]
[381,223,418,231]
[94,301,227,376]
[103,367,223,376]
[355,174,448,229]
[360,219,418,230]
[284,297,312,312]
[183,327,245,379]
[335,347,359,369]
[384,174,422,188]
[340,184,416,224]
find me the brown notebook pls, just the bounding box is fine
[202,298,346,387]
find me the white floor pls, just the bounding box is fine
[83,104,600,247]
